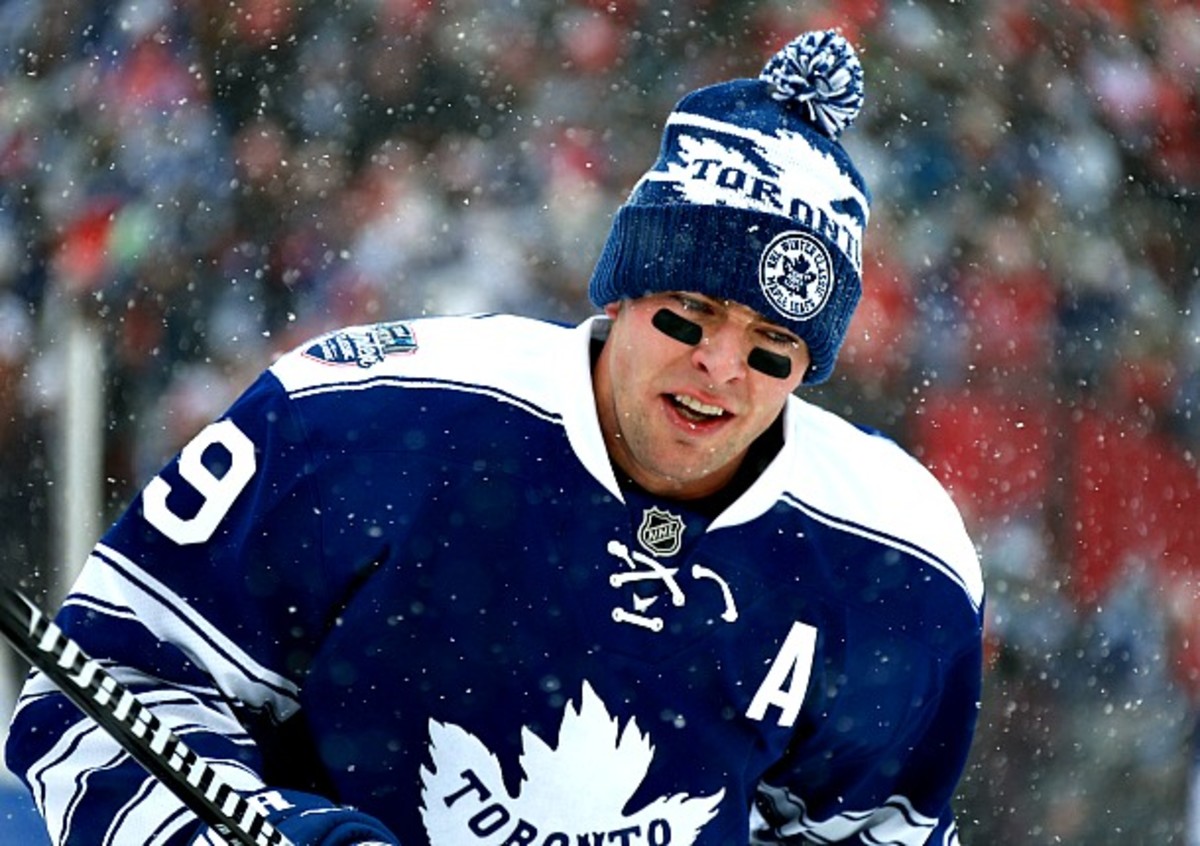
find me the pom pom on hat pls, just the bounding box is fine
[759,30,864,140]
[588,30,872,385]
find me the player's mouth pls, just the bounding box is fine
[668,393,728,425]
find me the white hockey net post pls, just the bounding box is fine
[2,294,104,788]
[56,300,105,604]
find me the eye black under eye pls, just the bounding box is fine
[652,308,702,346]
[748,347,792,379]
[653,308,793,378]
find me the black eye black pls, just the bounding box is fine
[748,347,792,379]
[652,308,702,346]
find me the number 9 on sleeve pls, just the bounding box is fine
[142,420,257,546]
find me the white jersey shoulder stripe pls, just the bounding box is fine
[271,315,576,411]
[779,490,980,611]
[288,373,564,426]
[271,315,623,497]
[736,397,983,610]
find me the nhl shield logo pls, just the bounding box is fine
[758,231,834,322]
[637,507,685,558]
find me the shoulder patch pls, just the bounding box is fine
[302,322,418,368]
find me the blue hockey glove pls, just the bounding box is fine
[189,788,400,845]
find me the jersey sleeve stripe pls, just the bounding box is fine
[139,795,194,846]
[29,720,121,844]
[103,773,163,846]
[84,544,301,720]
[102,772,217,846]
[12,661,230,732]
[26,691,264,845]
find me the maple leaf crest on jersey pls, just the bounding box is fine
[302,321,418,368]
[420,682,723,846]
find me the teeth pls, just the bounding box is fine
[674,395,725,417]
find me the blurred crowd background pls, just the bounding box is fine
[2,0,1199,842]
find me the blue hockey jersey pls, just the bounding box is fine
[6,314,983,845]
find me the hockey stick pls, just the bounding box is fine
[0,586,294,846]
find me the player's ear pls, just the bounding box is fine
[603,301,622,319]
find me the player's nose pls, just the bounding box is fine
[690,321,748,384]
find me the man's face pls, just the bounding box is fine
[593,292,810,500]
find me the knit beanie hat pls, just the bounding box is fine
[588,30,871,384]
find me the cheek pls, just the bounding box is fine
[609,338,661,405]
[747,380,797,422]
[620,328,688,379]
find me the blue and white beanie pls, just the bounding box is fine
[588,30,871,384]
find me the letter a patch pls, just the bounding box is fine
[746,622,818,728]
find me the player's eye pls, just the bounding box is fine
[670,293,715,315]
[761,329,799,347]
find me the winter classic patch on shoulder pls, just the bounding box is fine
[302,322,418,368]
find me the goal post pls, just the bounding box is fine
[57,299,105,604]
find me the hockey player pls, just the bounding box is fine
[5,31,983,846]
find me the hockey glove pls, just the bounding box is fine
[189,787,400,846]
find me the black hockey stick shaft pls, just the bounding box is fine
[0,586,294,846]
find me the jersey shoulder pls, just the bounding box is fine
[783,397,983,611]
[268,314,582,413]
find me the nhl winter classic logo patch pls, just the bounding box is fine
[303,321,418,368]
[758,230,834,321]
[637,507,685,558]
